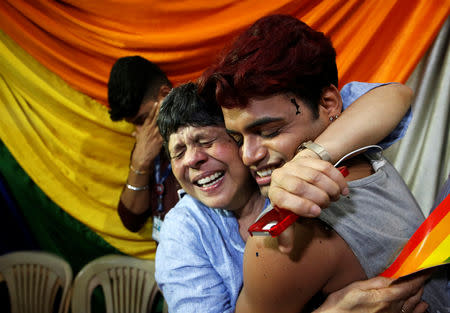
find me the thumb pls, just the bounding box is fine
[277,224,295,254]
[353,276,393,290]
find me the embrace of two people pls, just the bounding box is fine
[154,15,448,313]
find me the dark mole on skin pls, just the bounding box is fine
[256,252,259,257]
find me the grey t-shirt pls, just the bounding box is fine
[320,152,449,312]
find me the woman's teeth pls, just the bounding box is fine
[197,172,224,187]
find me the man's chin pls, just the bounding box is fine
[258,185,270,197]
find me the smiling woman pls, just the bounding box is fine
[156,82,264,224]
[167,125,253,212]
[155,82,268,313]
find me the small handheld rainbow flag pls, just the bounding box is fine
[380,194,450,279]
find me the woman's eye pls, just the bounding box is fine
[171,150,185,159]
[199,139,215,147]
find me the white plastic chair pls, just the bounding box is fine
[71,254,165,313]
[0,250,73,313]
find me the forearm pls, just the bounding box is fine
[315,83,413,163]
[117,156,153,231]
[118,199,151,232]
[120,166,152,215]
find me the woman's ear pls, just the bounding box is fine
[320,85,343,120]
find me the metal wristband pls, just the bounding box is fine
[126,184,149,191]
[296,140,331,162]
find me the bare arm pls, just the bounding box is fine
[118,107,163,231]
[237,222,429,313]
[315,83,413,163]
[236,219,354,313]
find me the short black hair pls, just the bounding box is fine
[107,56,172,121]
[157,82,224,153]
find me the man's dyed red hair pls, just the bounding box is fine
[199,14,338,117]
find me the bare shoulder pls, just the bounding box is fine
[237,219,365,313]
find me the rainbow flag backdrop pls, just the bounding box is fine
[381,194,450,279]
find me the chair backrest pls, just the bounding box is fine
[71,254,157,313]
[0,250,73,313]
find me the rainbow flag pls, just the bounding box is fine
[381,194,450,279]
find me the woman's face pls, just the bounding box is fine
[168,125,257,211]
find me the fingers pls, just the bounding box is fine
[268,158,348,217]
[389,271,430,300]
[348,276,394,291]
[292,156,349,194]
[275,164,341,202]
[146,100,160,123]
[143,106,159,129]
[411,301,428,313]
[315,275,429,313]
[402,286,425,313]
[135,108,163,146]
[269,184,323,217]
[276,224,295,253]
[350,274,426,307]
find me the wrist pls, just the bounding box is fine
[130,164,151,175]
[125,183,149,191]
[129,155,153,173]
[295,147,321,160]
[130,150,153,172]
[296,140,331,162]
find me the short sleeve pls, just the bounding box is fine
[340,81,412,149]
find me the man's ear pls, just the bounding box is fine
[320,85,343,119]
[158,85,172,100]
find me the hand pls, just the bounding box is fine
[131,101,163,170]
[268,150,348,253]
[314,273,430,313]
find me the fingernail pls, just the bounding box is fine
[311,205,321,216]
[342,187,349,196]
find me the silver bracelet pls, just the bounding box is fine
[126,184,149,191]
[296,140,332,162]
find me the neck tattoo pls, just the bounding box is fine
[290,98,301,115]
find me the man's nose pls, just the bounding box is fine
[241,136,265,167]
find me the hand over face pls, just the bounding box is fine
[131,102,163,169]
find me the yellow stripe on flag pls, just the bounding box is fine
[419,234,450,270]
